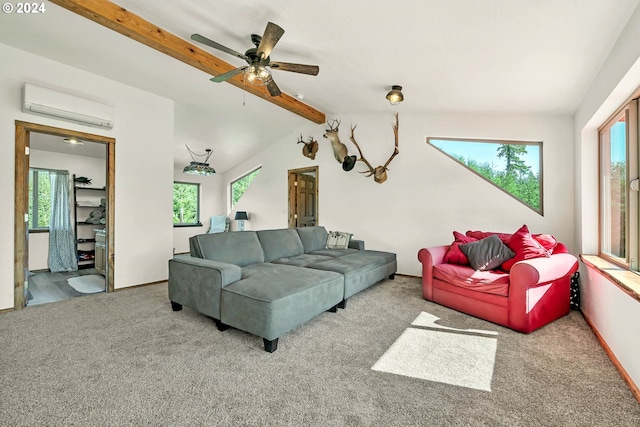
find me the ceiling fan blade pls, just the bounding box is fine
[270,62,319,76]
[211,67,246,83]
[257,22,284,59]
[266,79,281,97]
[191,34,247,61]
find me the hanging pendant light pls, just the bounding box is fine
[183,145,216,176]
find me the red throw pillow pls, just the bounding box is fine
[532,233,558,253]
[443,231,477,265]
[501,225,550,271]
[465,230,512,243]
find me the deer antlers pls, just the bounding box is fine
[349,113,399,184]
[297,134,318,160]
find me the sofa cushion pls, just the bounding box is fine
[271,253,334,267]
[296,226,328,253]
[257,229,305,262]
[466,228,558,254]
[443,231,477,265]
[501,224,550,271]
[433,263,510,296]
[459,235,515,271]
[221,263,344,340]
[309,250,397,299]
[190,231,264,267]
[309,248,359,258]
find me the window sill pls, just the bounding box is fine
[173,223,203,228]
[580,255,640,302]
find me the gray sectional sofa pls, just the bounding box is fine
[168,226,397,352]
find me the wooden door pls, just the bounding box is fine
[296,173,316,227]
[288,166,318,228]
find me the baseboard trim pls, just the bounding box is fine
[0,307,14,314]
[582,310,640,403]
[114,279,167,291]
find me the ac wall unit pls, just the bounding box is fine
[22,83,115,129]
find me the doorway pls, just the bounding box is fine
[14,121,116,310]
[288,166,319,228]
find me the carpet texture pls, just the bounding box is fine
[0,276,638,426]
[66,274,105,294]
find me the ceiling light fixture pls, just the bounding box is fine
[63,137,84,145]
[183,145,216,176]
[386,85,404,105]
[243,64,272,86]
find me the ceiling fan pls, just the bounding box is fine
[191,22,319,97]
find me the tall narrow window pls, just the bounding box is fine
[173,182,201,226]
[28,168,53,231]
[230,166,261,208]
[599,99,638,268]
[427,138,543,214]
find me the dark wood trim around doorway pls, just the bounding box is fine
[14,121,116,310]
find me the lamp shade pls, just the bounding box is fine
[234,211,249,221]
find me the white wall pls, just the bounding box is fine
[573,4,640,391]
[172,167,225,254]
[28,149,106,271]
[0,43,174,309]
[224,112,575,276]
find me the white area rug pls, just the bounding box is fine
[372,312,498,391]
[67,275,105,294]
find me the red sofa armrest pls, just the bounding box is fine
[418,245,449,301]
[508,253,579,333]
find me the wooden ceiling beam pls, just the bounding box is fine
[49,0,326,124]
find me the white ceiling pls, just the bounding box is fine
[1,0,638,170]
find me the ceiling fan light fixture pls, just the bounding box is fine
[183,146,216,176]
[386,85,404,105]
[244,64,272,86]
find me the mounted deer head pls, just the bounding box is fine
[323,119,356,171]
[297,134,318,160]
[349,113,399,184]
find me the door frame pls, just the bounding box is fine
[14,121,116,309]
[288,166,319,228]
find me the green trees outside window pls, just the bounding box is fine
[173,182,200,226]
[28,168,52,230]
[231,167,261,207]
[427,138,542,214]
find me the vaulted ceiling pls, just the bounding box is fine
[1,0,639,172]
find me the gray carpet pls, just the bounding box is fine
[0,276,637,426]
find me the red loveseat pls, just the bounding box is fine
[417,227,579,333]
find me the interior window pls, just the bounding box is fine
[230,166,261,208]
[173,181,201,226]
[599,98,638,269]
[28,168,53,231]
[427,138,543,214]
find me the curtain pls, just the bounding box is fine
[48,171,78,272]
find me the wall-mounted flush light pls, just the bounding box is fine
[63,137,84,145]
[386,85,404,105]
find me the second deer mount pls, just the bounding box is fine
[319,113,399,183]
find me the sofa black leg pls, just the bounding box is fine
[338,299,347,309]
[388,273,395,280]
[213,319,230,331]
[170,301,182,311]
[263,338,278,353]
[327,304,338,313]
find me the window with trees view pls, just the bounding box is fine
[173,182,201,226]
[599,98,638,269]
[427,138,543,214]
[231,167,261,208]
[28,168,53,230]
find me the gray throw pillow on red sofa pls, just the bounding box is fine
[459,234,515,271]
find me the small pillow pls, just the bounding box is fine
[459,235,515,271]
[443,231,477,265]
[325,230,352,250]
[501,225,550,271]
